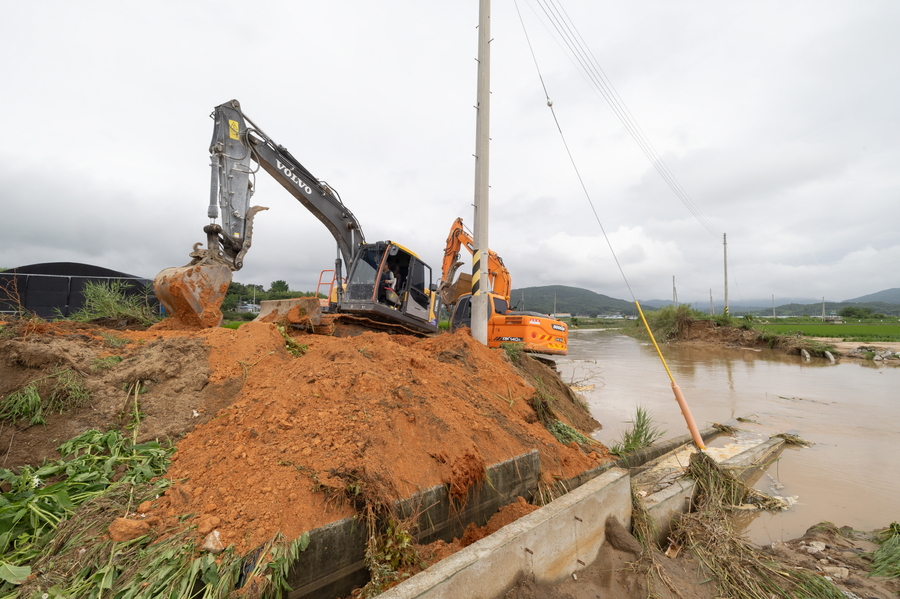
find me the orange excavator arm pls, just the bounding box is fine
[438,217,511,307]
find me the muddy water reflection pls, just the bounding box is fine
[558,330,900,545]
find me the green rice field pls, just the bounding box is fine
[754,322,900,342]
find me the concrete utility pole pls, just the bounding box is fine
[723,233,729,316]
[710,289,714,315]
[471,0,491,346]
[673,276,677,308]
[772,294,776,318]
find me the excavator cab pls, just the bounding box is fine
[339,241,439,333]
[449,294,508,332]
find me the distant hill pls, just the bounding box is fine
[509,285,639,316]
[508,286,900,318]
[645,297,820,310]
[746,300,900,318]
[639,299,671,308]
[844,288,900,303]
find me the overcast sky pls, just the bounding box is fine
[2,1,897,305]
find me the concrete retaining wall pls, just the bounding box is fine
[286,451,541,599]
[379,468,631,599]
[281,427,779,598]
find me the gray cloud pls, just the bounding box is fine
[2,1,898,305]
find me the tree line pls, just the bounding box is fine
[222,280,321,314]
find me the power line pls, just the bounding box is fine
[514,0,637,301]
[526,0,722,238]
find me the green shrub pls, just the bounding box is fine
[633,304,700,340]
[609,406,665,457]
[64,281,159,326]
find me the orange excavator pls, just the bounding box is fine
[438,218,568,355]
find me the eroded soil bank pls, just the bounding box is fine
[3,317,897,599]
[672,318,900,364]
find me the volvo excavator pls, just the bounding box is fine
[153,100,439,335]
[437,218,568,355]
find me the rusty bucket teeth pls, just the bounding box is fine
[153,259,233,328]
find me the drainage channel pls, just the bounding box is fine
[381,431,784,599]
[284,427,726,598]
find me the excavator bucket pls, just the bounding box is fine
[439,272,473,306]
[153,257,233,328]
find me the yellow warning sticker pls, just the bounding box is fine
[228,119,240,140]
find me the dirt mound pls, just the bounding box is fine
[153,327,607,553]
[0,320,284,471]
[680,319,760,346]
[677,319,846,359]
[1,318,609,556]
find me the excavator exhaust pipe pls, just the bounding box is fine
[153,255,233,328]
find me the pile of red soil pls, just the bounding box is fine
[415,496,541,569]
[150,324,607,553]
[0,318,609,556]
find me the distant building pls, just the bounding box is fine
[551,313,572,319]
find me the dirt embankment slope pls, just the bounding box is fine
[0,318,608,554]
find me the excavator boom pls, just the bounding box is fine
[438,217,510,306]
[154,100,365,326]
[438,217,568,355]
[154,100,437,335]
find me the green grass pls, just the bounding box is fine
[0,428,310,598]
[754,322,900,342]
[560,317,629,329]
[100,332,129,348]
[0,429,173,572]
[500,341,525,363]
[609,406,665,457]
[628,304,699,341]
[0,369,90,425]
[91,355,123,371]
[63,280,159,326]
[547,420,598,446]
[870,522,900,578]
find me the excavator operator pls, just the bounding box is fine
[381,263,401,307]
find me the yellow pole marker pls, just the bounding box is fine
[635,301,706,450]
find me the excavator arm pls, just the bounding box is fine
[438,217,568,355]
[154,100,365,326]
[438,217,511,307]
[212,101,365,268]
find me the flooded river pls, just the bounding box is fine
[557,329,900,545]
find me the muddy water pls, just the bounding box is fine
[557,329,900,545]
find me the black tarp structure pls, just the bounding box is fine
[0,262,155,319]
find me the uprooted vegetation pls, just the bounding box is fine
[0,316,608,597]
[507,448,900,599]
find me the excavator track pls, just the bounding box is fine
[324,313,433,338]
[254,297,432,338]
